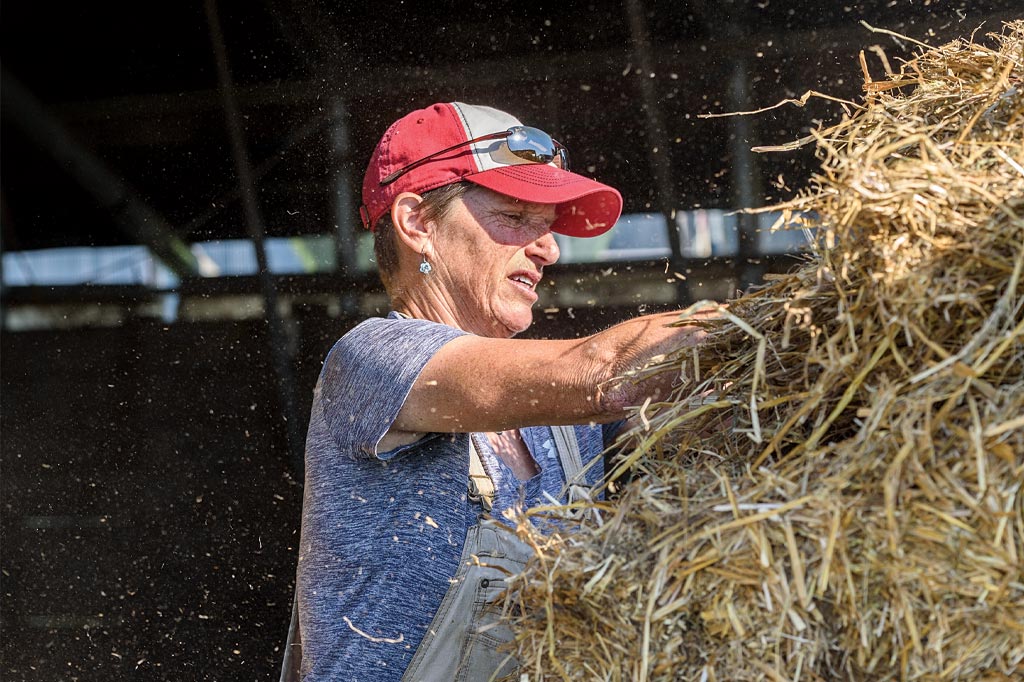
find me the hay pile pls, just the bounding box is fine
[507,21,1024,681]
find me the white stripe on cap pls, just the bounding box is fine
[450,102,534,172]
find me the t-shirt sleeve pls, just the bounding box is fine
[317,316,466,460]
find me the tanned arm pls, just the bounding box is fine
[380,310,708,450]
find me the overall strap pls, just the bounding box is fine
[468,434,495,512]
[550,426,590,504]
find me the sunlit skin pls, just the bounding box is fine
[393,187,560,339]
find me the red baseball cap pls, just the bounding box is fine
[360,102,622,237]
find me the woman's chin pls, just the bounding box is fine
[493,309,534,338]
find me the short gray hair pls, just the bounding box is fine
[372,182,473,290]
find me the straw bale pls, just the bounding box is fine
[506,21,1024,682]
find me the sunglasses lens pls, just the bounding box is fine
[555,147,569,171]
[505,126,568,168]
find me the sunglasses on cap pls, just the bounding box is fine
[379,125,570,187]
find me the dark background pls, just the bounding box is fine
[2,1,1019,680]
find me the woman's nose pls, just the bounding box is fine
[526,231,560,265]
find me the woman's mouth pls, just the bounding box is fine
[508,272,540,298]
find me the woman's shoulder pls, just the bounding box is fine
[323,313,467,379]
[341,312,461,345]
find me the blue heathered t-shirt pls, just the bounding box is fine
[296,313,619,681]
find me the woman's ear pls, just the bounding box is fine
[390,192,431,255]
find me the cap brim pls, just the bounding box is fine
[465,165,622,238]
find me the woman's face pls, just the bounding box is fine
[430,187,560,338]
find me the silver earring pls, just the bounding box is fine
[419,251,432,275]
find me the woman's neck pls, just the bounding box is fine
[391,293,515,338]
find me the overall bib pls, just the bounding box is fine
[400,517,532,682]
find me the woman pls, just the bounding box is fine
[287,102,709,681]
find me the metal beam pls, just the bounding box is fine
[0,69,200,278]
[52,11,1020,130]
[205,0,306,474]
[722,11,767,292]
[624,0,686,302]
